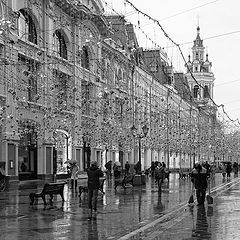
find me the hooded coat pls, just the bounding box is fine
[87,165,104,190]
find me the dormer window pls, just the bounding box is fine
[193,85,199,98]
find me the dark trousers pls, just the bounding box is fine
[71,179,77,189]
[88,189,98,211]
[196,188,206,204]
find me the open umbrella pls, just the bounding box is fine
[114,161,121,167]
[64,159,77,164]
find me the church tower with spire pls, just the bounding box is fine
[185,26,215,106]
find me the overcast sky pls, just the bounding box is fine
[104,0,240,126]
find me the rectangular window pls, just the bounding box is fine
[53,70,69,110]
[18,56,39,102]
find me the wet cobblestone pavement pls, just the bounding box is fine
[0,173,240,240]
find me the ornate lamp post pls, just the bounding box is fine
[131,124,149,173]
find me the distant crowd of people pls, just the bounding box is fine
[59,158,240,220]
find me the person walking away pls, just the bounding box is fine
[220,163,226,179]
[150,161,156,178]
[203,161,211,177]
[226,162,232,179]
[105,160,112,177]
[155,162,165,192]
[124,161,130,175]
[70,162,79,191]
[113,163,121,178]
[191,162,208,206]
[233,162,238,176]
[87,161,104,220]
[134,161,141,174]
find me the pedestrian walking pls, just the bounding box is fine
[124,161,130,175]
[70,162,79,191]
[113,162,121,178]
[150,161,156,178]
[155,162,165,192]
[105,160,112,177]
[220,163,226,179]
[191,162,208,206]
[203,161,211,177]
[233,162,238,176]
[87,161,104,220]
[226,162,232,179]
[134,161,141,174]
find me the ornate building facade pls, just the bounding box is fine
[0,0,217,184]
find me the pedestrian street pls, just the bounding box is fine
[0,172,239,239]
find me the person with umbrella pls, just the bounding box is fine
[65,160,79,191]
[190,162,208,206]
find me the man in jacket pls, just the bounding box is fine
[191,162,208,206]
[155,162,165,192]
[87,161,104,219]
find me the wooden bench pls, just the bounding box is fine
[79,178,106,198]
[29,182,66,205]
[114,174,134,189]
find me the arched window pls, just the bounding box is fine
[53,30,67,59]
[81,46,89,70]
[114,69,119,85]
[193,85,199,98]
[18,9,37,44]
[203,85,209,98]
[118,69,122,82]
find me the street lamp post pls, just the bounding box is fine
[131,124,149,173]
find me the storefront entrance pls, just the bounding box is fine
[18,122,38,181]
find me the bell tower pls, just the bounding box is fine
[185,26,215,106]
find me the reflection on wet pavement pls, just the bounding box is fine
[0,173,239,240]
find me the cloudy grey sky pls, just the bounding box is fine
[104,0,240,126]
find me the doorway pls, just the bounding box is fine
[18,123,38,180]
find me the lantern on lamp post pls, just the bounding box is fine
[131,124,149,173]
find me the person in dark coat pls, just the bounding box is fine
[124,161,130,175]
[233,162,238,175]
[105,160,112,177]
[203,161,211,177]
[226,162,232,178]
[191,162,208,206]
[150,161,156,177]
[134,161,141,174]
[87,161,104,219]
[155,162,165,192]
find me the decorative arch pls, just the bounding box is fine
[79,21,100,62]
[203,85,209,98]
[53,29,68,59]
[18,9,38,44]
[193,85,199,98]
